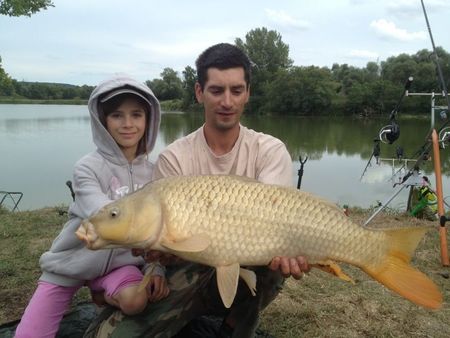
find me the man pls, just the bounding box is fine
[86,43,309,338]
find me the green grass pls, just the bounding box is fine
[260,211,450,337]
[0,207,91,323]
[1,207,449,337]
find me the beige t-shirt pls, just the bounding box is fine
[153,124,293,187]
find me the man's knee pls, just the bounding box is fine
[255,268,284,309]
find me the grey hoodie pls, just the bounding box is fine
[39,74,161,287]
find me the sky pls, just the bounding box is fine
[1,0,449,86]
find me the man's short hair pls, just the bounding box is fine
[195,43,251,90]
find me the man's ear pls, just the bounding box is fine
[245,84,251,103]
[195,82,203,104]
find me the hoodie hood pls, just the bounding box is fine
[88,74,161,165]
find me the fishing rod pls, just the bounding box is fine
[360,77,412,181]
[380,76,413,144]
[399,0,450,183]
[364,1,450,231]
[359,139,380,181]
[366,116,443,227]
[421,0,450,112]
[363,0,449,184]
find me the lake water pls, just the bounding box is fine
[1,104,450,212]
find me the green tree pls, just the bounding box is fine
[381,53,416,86]
[235,27,293,114]
[181,65,197,109]
[331,63,366,94]
[0,56,14,96]
[413,47,450,92]
[146,67,183,101]
[0,0,54,17]
[267,66,337,116]
[380,49,450,115]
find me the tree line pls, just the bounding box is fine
[1,27,449,116]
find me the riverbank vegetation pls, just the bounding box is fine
[1,27,449,116]
[1,206,449,337]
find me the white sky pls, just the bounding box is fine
[1,0,449,86]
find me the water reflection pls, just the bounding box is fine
[1,116,90,134]
[158,114,446,174]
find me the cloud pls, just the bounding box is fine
[386,0,421,17]
[265,9,309,30]
[388,0,450,12]
[386,0,450,18]
[370,19,426,41]
[349,49,379,59]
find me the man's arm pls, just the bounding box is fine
[152,150,183,181]
[257,142,294,187]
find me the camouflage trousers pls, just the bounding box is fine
[83,263,284,338]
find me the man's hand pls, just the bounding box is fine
[269,256,310,279]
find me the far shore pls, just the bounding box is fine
[0,98,87,105]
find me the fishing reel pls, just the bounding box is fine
[439,126,450,149]
[378,77,413,145]
[379,119,400,144]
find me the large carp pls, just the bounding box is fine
[76,175,442,309]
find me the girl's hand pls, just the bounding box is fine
[146,275,170,302]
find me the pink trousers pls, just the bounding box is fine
[15,265,143,338]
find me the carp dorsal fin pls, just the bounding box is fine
[216,263,240,308]
[239,267,257,296]
[160,234,210,252]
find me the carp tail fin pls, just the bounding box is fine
[363,227,442,309]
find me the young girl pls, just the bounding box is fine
[15,74,168,338]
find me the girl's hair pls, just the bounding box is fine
[98,92,150,157]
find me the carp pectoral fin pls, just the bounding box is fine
[312,260,355,284]
[239,268,257,296]
[161,234,211,252]
[216,263,240,308]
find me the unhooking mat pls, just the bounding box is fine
[0,302,275,338]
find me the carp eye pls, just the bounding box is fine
[110,208,120,218]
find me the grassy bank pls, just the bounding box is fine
[0,207,91,324]
[0,207,449,337]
